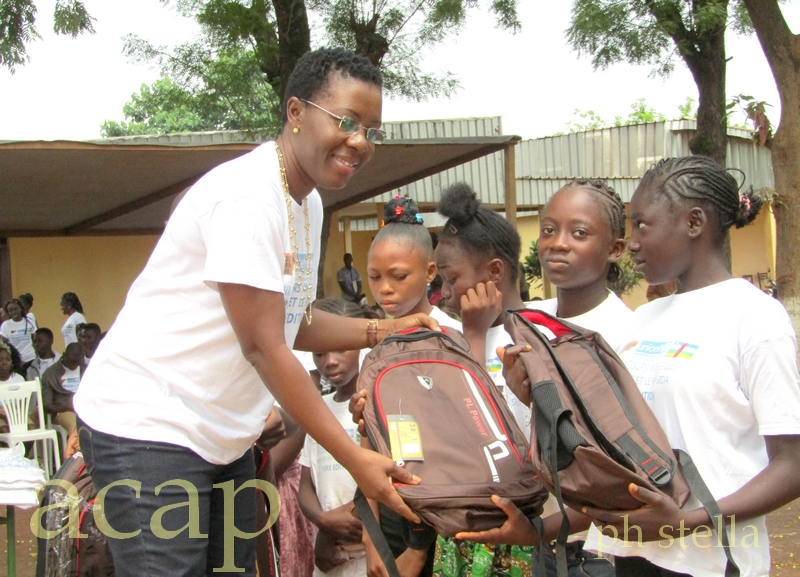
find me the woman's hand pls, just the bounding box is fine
[582,483,708,543]
[347,447,422,524]
[317,501,363,543]
[454,495,540,546]
[378,314,440,342]
[499,344,532,406]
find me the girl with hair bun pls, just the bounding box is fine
[461,156,800,577]
[432,182,535,576]
[368,195,462,329]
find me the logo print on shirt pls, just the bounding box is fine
[631,340,699,359]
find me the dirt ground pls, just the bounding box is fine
[3,502,800,576]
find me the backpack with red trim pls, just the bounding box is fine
[36,453,115,577]
[354,326,547,567]
[506,309,739,577]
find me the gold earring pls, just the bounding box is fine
[293,127,299,134]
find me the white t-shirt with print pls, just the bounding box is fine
[585,279,800,577]
[61,365,82,393]
[299,394,365,577]
[1,318,37,362]
[61,312,86,347]
[75,143,323,465]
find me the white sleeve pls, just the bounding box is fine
[298,434,313,468]
[203,197,285,293]
[0,322,9,340]
[741,335,800,436]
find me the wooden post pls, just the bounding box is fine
[343,216,353,254]
[0,238,12,305]
[504,143,517,226]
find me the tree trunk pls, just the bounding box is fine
[743,0,800,342]
[272,0,311,101]
[679,12,728,165]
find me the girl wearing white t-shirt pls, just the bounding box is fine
[361,196,462,576]
[0,343,24,384]
[525,180,632,576]
[59,292,86,347]
[1,298,37,365]
[432,183,535,576]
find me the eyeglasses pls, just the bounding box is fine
[301,99,386,144]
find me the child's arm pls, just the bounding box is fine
[585,434,800,541]
[297,465,363,543]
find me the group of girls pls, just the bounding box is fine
[313,155,800,577]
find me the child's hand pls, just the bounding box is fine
[254,408,286,452]
[582,483,703,543]
[455,495,540,546]
[314,530,349,572]
[461,282,503,337]
[499,344,532,406]
[349,388,368,437]
[317,501,364,543]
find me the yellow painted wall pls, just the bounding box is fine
[9,236,159,342]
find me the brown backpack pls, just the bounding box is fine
[36,453,115,577]
[355,327,548,576]
[506,309,739,577]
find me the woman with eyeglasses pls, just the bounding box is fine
[74,48,435,577]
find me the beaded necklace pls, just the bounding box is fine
[275,142,313,324]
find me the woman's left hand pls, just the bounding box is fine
[454,495,540,546]
[380,313,440,340]
[582,483,696,543]
[255,408,286,452]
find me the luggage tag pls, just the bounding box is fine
[386,414,424,465]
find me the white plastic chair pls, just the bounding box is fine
[0,379,61,479]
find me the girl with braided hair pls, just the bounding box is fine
[460,156,800,577]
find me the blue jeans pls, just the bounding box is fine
[78,420,257,577]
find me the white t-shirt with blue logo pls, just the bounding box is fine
[585,279,800,577]
[75,143,322,464]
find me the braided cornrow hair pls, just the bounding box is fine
[557,179,627,283]
[438,183,521,282]
[641,157,764,237]
[372,195,433,259]
[313,297,368,319]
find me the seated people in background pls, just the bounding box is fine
[79,323,102,365]
[27,328,62,381]
[0,342,24,384]
[41,343,85,434]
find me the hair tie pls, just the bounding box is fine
[394,195,401,199]
[380,219,385,227]
[448,223,458,234]
[740,195,752,215]
[415,213,423,224]
[395,206,404,216]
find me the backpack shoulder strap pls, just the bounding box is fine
[675,450,740,577]
[353,489,401,577]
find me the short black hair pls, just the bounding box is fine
[313,297,368,319]
[640,157,763,239]
[372,196,433,260]
[35,328,54,341]
[281,47,382,124]
[82,322,101,335]
[3,298,24,316]
[61,292,84,314]
[437,183,521,282]
[17,293,33,309]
